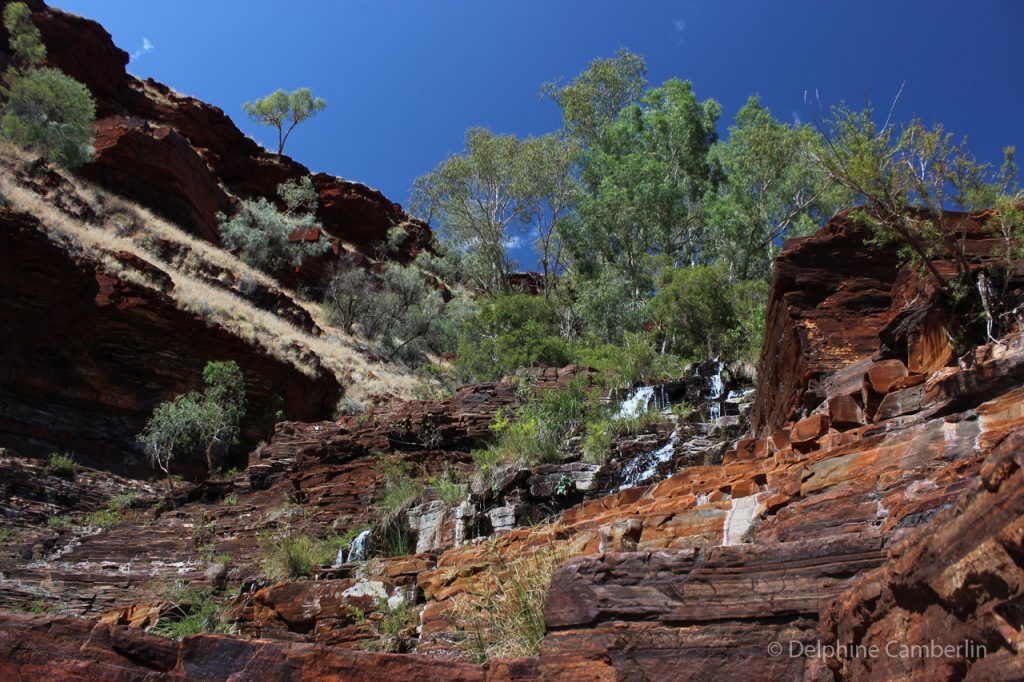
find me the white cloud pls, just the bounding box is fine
[130,37,154,62]
[674,18,687,32]
[792,110,802,125]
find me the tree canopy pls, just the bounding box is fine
[242,87,327,156]
[0,2,96,168]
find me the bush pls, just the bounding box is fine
[0,4,96,168]
[259,532,340,580]
[652,264,767,364]
[428,465,465,505]
[571,269,650,344]
[376,456,424,525]
[472,378,597,489]
[46,452,77,478]
[218,177,330,274]
[1,67,96,168]
[106,493,138,511]
[151,582,236,640]
[455,294,570,382]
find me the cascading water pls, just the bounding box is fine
[616,386,655,419]
[335,529,372,565]
[707,361,725,421]
[618,432,678,490]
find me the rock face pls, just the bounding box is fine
[0,203,340,474]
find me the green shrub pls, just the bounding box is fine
[46,452,77,478]
[652,264,767,364]
[582,420,615,464]
[376,456,424,525]
[218,177,330,274]
[86,509,121,528]
[472,378,598,488]
[428,465,464,505]
[106,493,138,511]
[151,582,236,640]
[47,515,71,531]
[454,294,570,382]
[259,532,339,580]
[1,4,96,168]
[361,597,417,653]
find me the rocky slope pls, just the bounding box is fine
[2,207,1023,680]
[4,1,433,282]
[0,0,443,470]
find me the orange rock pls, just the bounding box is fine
[866,358,910,395]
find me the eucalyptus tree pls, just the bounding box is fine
[706,96,847,280]
[411,127,530,295]
[569,78,721,295]
[243,87,326,156]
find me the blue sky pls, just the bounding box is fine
[56,0,1023,266]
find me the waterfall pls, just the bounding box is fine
[335,529,372,565]
[707,361,724,421]
[617,386,655,419]
[618,433,678,490]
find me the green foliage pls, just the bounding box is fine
[428,465,464,505]
[46,451,77,478]
[812,103,997,294]
[86,508,121,529]
[454,294,569,382]
[137,361,247,488]
[572,332,680,388]
[376,455,424,525]
[473,378,595,489]
[706,96,848,280]
[360,597,417,653]
[411,128,529,294]
[324,258,447,364]
[671,400,696,419]
[242,87,326,156]
[218,177,329,274]
[567,78,721,294]
[106,493,138,511]
[3,3,44,69]
[151,582,236,640]
[194,360,247,473]
[652,264,767,363]
[259,532,340,580]
[224,494,239,506]
[46,515,71,531]
[541,49,648,148]
[1,66,96,168]
[2,4,95,168]
[570,269,650,345]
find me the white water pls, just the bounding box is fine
[707,361,724,421]
[616,386,656,419]
[335,529,372,565]
[618,433,678,490]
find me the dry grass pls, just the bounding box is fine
[450,543,568,662]
[0,147,418,402]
